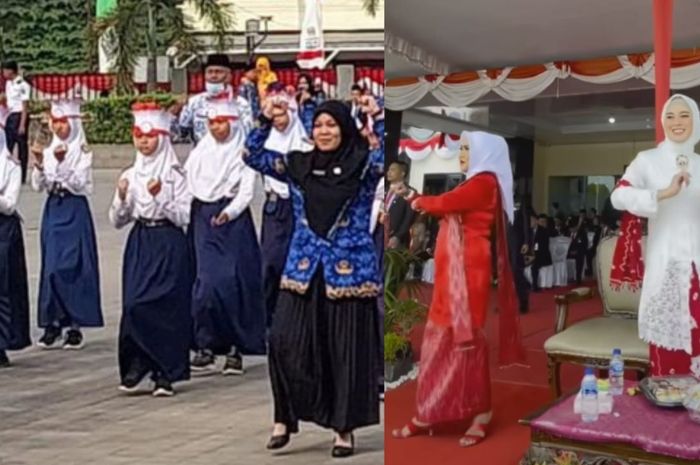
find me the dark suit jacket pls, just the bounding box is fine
[568,228,589,257]
[513,207,531,249]
[532,226,552,267]
[387,192,414,247]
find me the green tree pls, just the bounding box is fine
[92,0,234,94]
[0,0,91,73]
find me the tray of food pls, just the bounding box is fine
[639,376,699,408]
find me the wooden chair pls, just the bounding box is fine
[544,234,649,397]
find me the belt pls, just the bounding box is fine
[48,183,71,197]
[136,218,173,228]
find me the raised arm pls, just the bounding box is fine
[412,174,498,216]
[55,151,93,195]
[222,166,257,221]
[158,169,192,228]
[610,154,661,218]
[108,171,135,229]
[244,116,289,182]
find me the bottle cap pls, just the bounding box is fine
[585,367,595,375]
[613,348,621,355]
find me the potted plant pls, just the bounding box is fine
[384,247,428,383]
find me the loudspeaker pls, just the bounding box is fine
[385,110,403,167]
[170,68,188,94]
[336,64,355,101]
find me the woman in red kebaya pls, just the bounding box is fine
[392,131,525,447]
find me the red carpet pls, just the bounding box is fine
[385,282,603,465]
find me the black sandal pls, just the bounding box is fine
[331,432,354,458]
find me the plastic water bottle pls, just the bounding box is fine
[580,368,599,423]
[609,348,625,396]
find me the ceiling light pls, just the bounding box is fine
[608,116,616,124]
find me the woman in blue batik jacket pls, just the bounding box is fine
[245,99,383,459]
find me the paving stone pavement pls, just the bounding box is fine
[0,170,384,465]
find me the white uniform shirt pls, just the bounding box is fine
[5,77,31,114]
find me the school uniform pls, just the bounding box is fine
[185,96,266,374]
[110,104,193,396]
[0,106,30,366]
[260,102,314,328]
[31,100,102,349]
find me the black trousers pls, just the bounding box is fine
[585,249,595,277]
[5,113,28,183]
[531,264,541,291]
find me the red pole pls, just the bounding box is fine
[654,0,673,143]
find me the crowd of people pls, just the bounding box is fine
[0,54,384,459]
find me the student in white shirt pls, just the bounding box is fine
[109,101,193,397]
[185,95,266,375]
[0,101,30,368]
[31,99,103,350]
[1,61,30,183]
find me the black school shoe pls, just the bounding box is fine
[222,352,244,376]
[63,330,84,350]
[153,378,175,397]
[38,326,62,350]
[0,350,10,368]
[190,350,216,372]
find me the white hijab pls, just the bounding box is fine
[43,118,88,181]
[263,110,311,154]
[658,94,700,156]
[186,119,249,201]
[461,131,514,223]
[129,134,179,215]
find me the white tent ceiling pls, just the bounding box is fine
[387,0,700,144]
[386,0,700,79]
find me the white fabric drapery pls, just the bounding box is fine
[386,53,700,111]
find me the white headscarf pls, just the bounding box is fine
[263,109,312,154]
[186,118,249,202]
[658,94,700,156]
[126,134,181,217]
[461,131,514,223]
[43,117,88,183]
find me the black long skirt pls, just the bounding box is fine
[118,222,193,383]
[0,213,30,352]
[260,196,293,328]
[269,272,380,433]
[190,199,266,355]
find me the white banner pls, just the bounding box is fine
[297,0,325,69]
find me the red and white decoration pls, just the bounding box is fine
[0,66,384,102]
[386,49,700,110]
[399,132,460,161]
[296,0,325,69]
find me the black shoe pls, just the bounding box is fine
[119,367,148,394]
[191,350,216,372]
[0,351,10,368]
[222,353,244,376]
[38,327,62,350]
[332,433,355,459]
[63,330,84,350]
[266,432,291,450]
[153,379,175,397]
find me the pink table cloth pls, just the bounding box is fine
[531,384,700,461]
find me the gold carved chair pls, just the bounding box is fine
[543,234,649,397]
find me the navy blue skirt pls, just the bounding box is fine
[119,222,193,383]
[261,196,294,328]
[0,214,30,351]
[191,198,266,355]
[38,193,103,328]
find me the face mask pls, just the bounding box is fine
[205,81,225,96]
